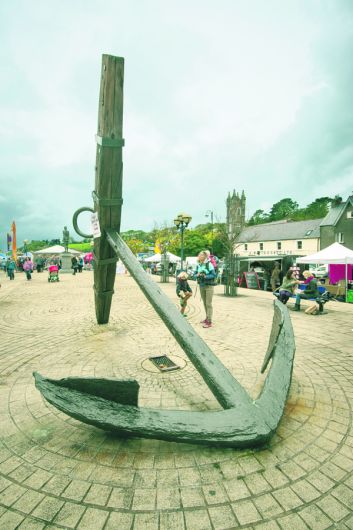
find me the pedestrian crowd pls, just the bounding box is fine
[1,254,86,282]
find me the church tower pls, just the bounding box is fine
[226,190,246,238]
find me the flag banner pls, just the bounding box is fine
[11,221,17,260]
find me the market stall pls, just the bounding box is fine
[297,242,353,301]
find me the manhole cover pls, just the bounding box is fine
[149,355,180,372]
[141,355,187,373]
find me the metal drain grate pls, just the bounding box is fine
[149,355,180,372]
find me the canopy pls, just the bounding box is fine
[296,243,353,264]
[33,245,81,255]
[144,252,180,263]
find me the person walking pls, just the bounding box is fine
[195,250,216,328]
[23,257,34,280]
[176,271,192,316]
[6,258,16,280]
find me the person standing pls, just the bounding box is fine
[71,256,78,275]
[271,262,281,291]
[23,257,33,280]
[263,268,270,291]
[78,257,84,273]
[195,250,216,328]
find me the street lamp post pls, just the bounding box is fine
[174,213,192,272]
[205,210,214,252]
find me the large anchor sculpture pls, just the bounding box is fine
[34,55,296,448]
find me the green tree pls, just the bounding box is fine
[150,224,179,254]
[173,230,208,257]
[269,198,299,221]
[331,195,343,207]
[248,209,269,225]
[122,229,149,241]
[303,197,332,219]
[125,238,146,255]
[26,240,50,251]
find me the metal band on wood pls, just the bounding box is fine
[93,254,118,266]
[92,191,123,207]
[95,135,125,147]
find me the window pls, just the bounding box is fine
[338,232,345,243]
[297,241,302,249]
[244,244,248,251]
[277,242,281,250]
[305,230,313,236]
[259,243,264,251]
[347,211,353,219]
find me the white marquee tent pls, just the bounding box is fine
[144,252,180,263]
[33,245,81,255]
[296,242,353,265]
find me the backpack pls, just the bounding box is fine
[209,255,218,271]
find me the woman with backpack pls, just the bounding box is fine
[23,257,33,280]
[195,250,216,328]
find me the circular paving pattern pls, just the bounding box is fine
[0,270,353,529]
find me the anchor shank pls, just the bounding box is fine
[94,54,124,324]
[106,229,253,410]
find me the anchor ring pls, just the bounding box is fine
[72,206,95,239]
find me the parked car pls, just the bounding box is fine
[308,265,328,278]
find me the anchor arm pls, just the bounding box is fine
[106,229,252,410]
[33,372,271,448]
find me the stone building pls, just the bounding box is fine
[226,190,246,238]
[319,196,353,249]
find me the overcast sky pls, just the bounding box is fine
[1,0,353,250]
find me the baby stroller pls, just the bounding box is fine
[48,264,59,282]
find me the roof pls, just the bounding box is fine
[320,197,353,226]
[236,219,322,243]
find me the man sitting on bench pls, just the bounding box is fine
[293,271,319,311]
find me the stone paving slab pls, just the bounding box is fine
[0,269,352,529]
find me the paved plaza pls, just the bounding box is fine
[0,269,353,530]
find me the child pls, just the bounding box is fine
[176,271,192,316]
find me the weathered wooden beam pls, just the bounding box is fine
[93,55,124,324]
[106,229,253,410]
